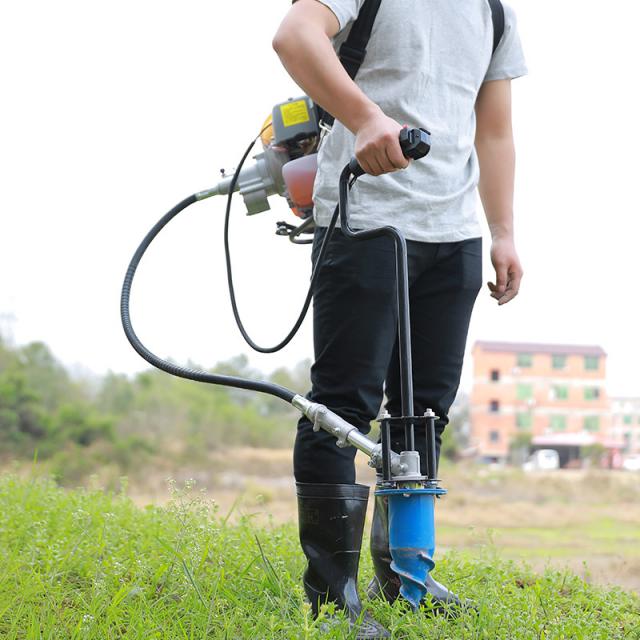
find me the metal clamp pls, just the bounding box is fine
[292,395,407,476]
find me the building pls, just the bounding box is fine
[611,397,640,454]
[470,341,615,464]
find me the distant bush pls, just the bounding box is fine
[0,332,311,484]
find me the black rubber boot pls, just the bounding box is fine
[297,483,390,639]
[367,492,468,614]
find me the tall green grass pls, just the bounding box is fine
[0,474,638,639]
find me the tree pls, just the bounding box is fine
[509,432,533,465]
[0,371,47,444]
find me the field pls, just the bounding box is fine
[2,459,639,639]
[125,448,640,594]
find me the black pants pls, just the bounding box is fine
[293,227,482,485]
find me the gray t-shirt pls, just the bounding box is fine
[313,0,527,242]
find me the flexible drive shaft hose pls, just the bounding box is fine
[120,195,297,403]
[120,184,344,404]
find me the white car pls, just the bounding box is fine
[523,449,560,472]
[622,455,640,472]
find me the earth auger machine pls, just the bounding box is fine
[120,96,445,609]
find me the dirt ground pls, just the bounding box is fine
[127,448,640,594]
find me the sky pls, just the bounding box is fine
[1,0,639,396]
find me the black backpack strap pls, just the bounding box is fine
[338,0,382,79]
[488,0,505,54]
[320,0,382,128]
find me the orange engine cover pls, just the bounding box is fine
[282,154,318,217]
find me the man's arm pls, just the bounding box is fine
[475,79,523,305]
[272,0,408,176]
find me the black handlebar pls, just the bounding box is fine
[348,127,431,178]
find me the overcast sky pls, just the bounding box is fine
[1,1,639,396]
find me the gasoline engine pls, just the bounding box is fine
[197,96,321,241]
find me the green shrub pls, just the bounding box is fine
[1,332,309,484]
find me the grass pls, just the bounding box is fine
[437,518,640,557]
[0,474,639,639]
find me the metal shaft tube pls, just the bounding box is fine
[338,166,415,451]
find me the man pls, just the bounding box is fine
[273,1,527,636]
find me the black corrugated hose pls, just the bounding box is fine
[120,135,342,404]
[120,193,297,403]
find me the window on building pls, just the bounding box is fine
[517,353,533,368]
[623,415,633,425]
[516,413,532,429]
[584,356,600,371]
[552,354,567,370]
[584,416,600,432]
[552,385,569,400]
[584,387,600,401]
[517,384,534,401]
[489,430,500,443]
[550,415,567,431]
[489,400,500,413]
[490,369,500,382]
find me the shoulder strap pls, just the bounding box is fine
[338,0,382,80]
[320,0,382,128]
[488,0,505,54]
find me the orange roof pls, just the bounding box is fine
[474,341,606,357]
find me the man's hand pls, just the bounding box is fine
[488,235,523,305]
[354,111,410,176]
